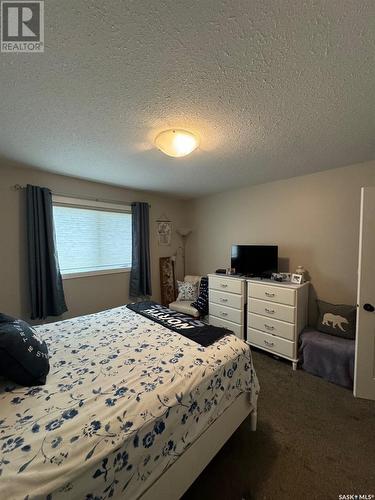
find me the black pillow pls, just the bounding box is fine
[316,300,356,340]
[0,313,50,386]
[191,276,209,315]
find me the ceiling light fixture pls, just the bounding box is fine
[154,129,199,158]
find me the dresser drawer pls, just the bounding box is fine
[209,315,243,339]
[210,303,242,324]
[248,298,295,323]
[209,289,243,310]
[209,276,243,295]
[249,283,296,306]
[247,328,294,358]
[248,312,295,341]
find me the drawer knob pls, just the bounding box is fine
[220,298,228,303]
[264,324,275,331]
[221,312,228,317]
[220,284,228,288]
[265,308,275,314]
[264,340,274,347]
[265,292,275,297]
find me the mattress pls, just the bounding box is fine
[0,306,259,500]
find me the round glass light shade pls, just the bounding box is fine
[154,129,199,157]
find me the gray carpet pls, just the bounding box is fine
[183,349,375,500]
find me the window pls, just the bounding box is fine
[53,196,132,278]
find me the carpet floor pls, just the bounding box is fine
[183,349,375,500]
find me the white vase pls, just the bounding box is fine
[295,266,305,281]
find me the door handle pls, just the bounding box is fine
[363,303,375,312]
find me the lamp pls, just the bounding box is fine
[176,228,192,277]
[154,129,199,158]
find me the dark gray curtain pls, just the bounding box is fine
[129,202,152,298]
[26,185,67,320]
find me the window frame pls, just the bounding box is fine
[52,195,132,280]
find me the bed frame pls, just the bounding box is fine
[140,392,257,500]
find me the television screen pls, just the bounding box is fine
[231,245,278,277]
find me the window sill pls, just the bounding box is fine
[62,268,131,280]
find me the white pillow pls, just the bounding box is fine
[177,280,199,301]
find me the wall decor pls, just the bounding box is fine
[156,215,172,246]
[159,257,176,306]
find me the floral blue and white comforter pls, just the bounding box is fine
[0,306,259,500]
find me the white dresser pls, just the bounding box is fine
[247,279,309,370]
[208,274,247,340]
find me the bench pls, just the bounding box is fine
[299,328,355,389]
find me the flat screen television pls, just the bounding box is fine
[231,245,278,278]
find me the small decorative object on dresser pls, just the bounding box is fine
[208,274,247,340]
[271,273,284,282]
[279,272,291,282]
[295,265,306,281]
[272,272,291,282]
[291,273,303,285]
[247,279,309,370]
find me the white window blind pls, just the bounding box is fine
[53,198,132,276]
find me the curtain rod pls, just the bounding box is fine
[12,184,151,208]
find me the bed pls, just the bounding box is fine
[0,305,259,500]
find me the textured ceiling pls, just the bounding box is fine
[0,0,374,197]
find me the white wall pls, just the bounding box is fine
[186,161,375,324]
[2,159,375,325]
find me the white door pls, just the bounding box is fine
[354,187,375,400]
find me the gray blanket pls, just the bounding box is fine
[299,328,355,389]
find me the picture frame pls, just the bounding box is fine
[271,272,291,282]
[280,272,291,282]
[271,273,283,281]
[291,273,303,284]
[157,220,172,246]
